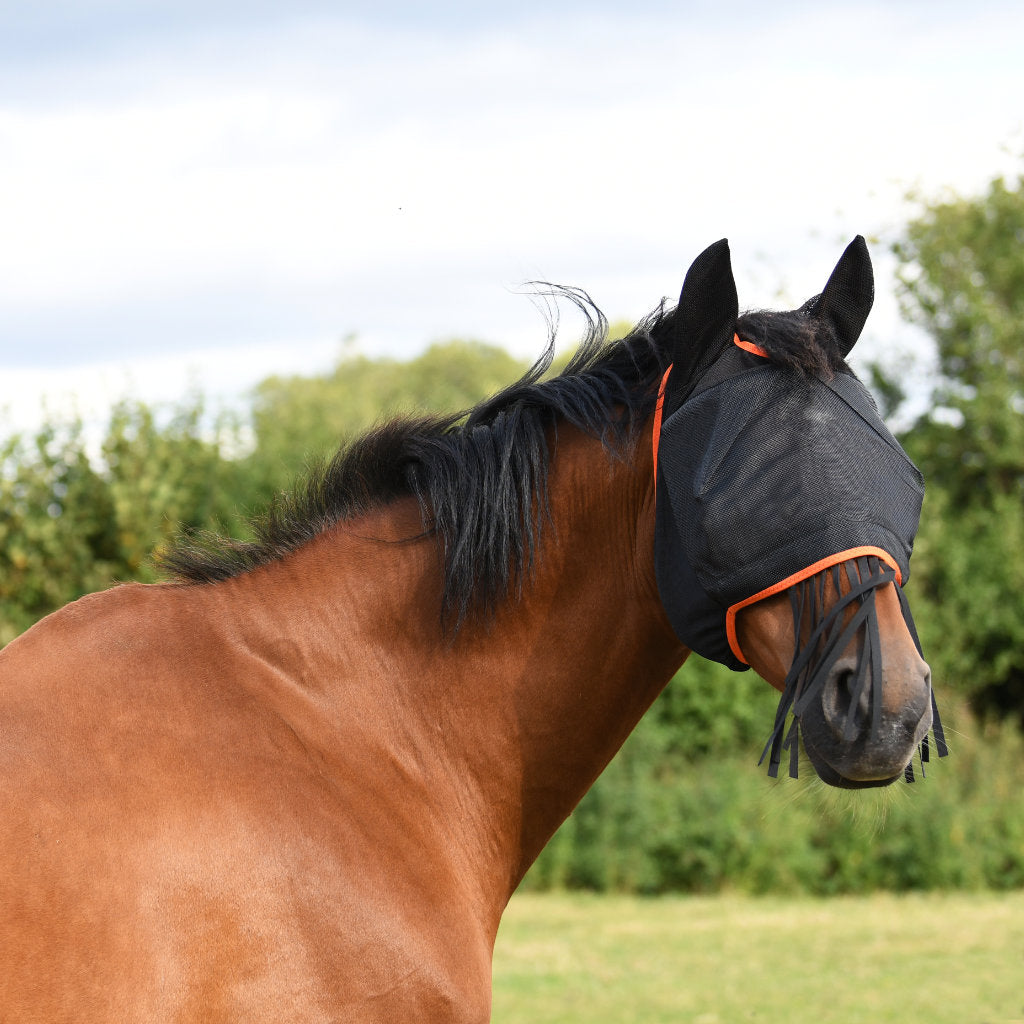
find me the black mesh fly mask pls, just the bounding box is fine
[652,238,946,782]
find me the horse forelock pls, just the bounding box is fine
[160,287,672,632]
[735,305,850,380]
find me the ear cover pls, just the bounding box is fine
[662,239,739,418]
[815,235,874,357]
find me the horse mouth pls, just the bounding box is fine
[801,734,904,790]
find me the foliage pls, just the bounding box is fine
[0,342,528,642]
[0,420,120,643]
[524,689,1024,895]
[0,398,238,643]
[245,339,530,499]
[3,210,1023,894]
[890,169,1024,720]
[101,398,245,571]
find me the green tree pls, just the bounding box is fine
[242,340,532,502]
[891,169,1024,720]
[0,420,120,643]
[101,397,246,570]
[0,398,241,643]
[0,342,536,642]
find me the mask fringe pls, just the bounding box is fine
[895,585,949,784]
[759,555,947,783]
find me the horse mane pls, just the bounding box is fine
[161,287,843,630]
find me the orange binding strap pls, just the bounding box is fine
[652,364,672,494]
[653,334,767,491]
[734,333,769,358]
[725,546,904,664]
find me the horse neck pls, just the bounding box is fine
[480,425,686,884]
[214,422,684,909]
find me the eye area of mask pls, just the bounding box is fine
[654,350,923,646]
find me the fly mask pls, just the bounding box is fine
[652,237,946,779]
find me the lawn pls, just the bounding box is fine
[492,892,1024,1024]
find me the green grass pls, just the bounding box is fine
[492,892,1024,1023]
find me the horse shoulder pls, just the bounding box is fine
[0,583,494,1022]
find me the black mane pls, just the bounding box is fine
[162,288,844,629]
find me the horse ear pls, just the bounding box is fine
[816,235,874,357]
[663,239,738,411]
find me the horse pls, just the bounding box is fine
[0,237,942,1021]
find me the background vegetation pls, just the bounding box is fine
[2,171,1022,893]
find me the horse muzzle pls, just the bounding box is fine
[800,653,934,788]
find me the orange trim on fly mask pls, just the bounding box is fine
[652,334,768,492]
[734,335,769,358]
[725,546,905,665]
[651,365,673,495]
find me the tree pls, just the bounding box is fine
[891,169,1024,720]
[243,340,532,502]
[101,397,244,570]
[0,342,537,643]
[0,398,240,644]
[0,420,120,643]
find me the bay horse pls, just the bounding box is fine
[0,238,941,1022]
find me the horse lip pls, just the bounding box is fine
[802,733,903,790]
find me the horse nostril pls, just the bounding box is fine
[821,661,870,740]
[821,658,931,747]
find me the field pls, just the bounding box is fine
[492,892,1024,1024]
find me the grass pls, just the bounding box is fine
[492,892,1024,1024]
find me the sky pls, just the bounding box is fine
[1,0,1022,437]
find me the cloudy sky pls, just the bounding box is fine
[1,0,1021,435]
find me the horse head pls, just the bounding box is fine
[653,237,945,787]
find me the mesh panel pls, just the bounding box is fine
[657,364,923,609]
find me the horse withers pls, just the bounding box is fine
[0,237,942,1021]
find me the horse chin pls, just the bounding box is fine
[797,684,931,790]
[801,734,904,790]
